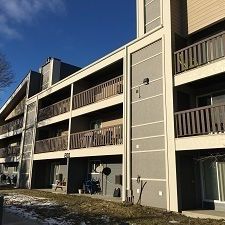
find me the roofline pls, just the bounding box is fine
[0,72,30,114]
[5,24,163,105]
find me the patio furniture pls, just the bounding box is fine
[83,179,101,194]
[52,178,67,191]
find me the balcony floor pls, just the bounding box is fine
[33,144,123,161]
[174,58,225,86]
[176,133,225,151]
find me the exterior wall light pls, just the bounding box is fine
[143,77,149,85]
[136,77,150,98]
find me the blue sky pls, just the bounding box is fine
[0,0,136,107]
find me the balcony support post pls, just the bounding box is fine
[67,83,74,151]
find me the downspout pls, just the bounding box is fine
[122,47,127,202]
[126,45,132,193]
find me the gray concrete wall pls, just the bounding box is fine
[130,39,167,209]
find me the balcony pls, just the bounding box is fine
[38,97,70,121]
[175,103,225,138]
[72,75,123,110]
[70,124,123,149]
[0,117,23,135]
[35,135,68,154]
[0,146,20,158]
[174,31,225,74]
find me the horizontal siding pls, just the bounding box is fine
[187,0,225,34]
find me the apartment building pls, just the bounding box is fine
[0,0,225,213]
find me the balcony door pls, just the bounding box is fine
[201,159,225,204]
[201,160,219,202]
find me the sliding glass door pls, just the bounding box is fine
[202,160,225,203]
[202,159,219,201]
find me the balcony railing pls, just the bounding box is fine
[70,124,123,149]
[38,97,70,121]
[174,31,225,74]
[0,117,23,135]
[175,103,225,137]
[72,75,123,110]
[0,146,20,158]
[35,135,68,154]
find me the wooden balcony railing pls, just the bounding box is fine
[0,146,20,158]
[72,75,123,110]
[35,135,68,154]
[174,31,225,74]
[175,103,225,137]
[38,97,70,121]
[0,117,23,135]
[70,124,123,149]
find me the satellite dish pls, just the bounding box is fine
[102,167,111,176]
[95,164,104,173]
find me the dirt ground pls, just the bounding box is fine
[0,188,224,225]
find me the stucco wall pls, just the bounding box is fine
[130,39,167,208]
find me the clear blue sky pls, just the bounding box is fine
[0,0,136,107]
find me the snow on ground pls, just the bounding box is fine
[4,193,72,225]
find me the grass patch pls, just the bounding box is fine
[0,188,224,225]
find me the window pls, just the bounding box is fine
[212,92,225,105]
[197,94,211,107]
[197,90,225,107]
[90,120,101,130]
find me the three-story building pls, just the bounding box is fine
[0,0,225,213]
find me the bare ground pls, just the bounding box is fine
[0,188,224,225]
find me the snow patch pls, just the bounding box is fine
[4,193,71,225]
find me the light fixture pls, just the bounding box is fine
[136,77,150,98]
[143,77,149,85]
